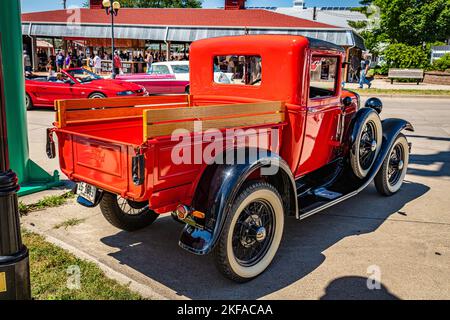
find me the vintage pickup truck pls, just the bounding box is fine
[47,35,413,282]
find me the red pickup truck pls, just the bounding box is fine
[48,35,413,282]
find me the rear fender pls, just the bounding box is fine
[179,148,296,255]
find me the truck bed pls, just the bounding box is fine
[53,95,286,211]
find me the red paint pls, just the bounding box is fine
[26,68,146,107]
[55,35,358,213]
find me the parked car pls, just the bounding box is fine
[116,61,231,94]
[48,35,413,282]
[25,68,147,109]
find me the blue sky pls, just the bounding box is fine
[21,0,361,12]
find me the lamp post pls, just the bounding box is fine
[102,0,120,79]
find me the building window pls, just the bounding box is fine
[213,55,262,86]
[309,56,339,98]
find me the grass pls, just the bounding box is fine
[19,192,75,216]
[353,88,450,96]
[53,218,87,230]
[23,231,142,300]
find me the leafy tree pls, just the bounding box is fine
[362,0,450,46]
[382,43,430,73]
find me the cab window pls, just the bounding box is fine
[309,56,338,98]
[213,55,262,86]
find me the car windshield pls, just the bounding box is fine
[66,69,102,83]
[171,64,189,74]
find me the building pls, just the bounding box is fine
[21,0,366,79]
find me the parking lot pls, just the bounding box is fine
[23,97,450,299]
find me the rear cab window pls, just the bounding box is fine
[213,55,262,86]
[309,56,339,99]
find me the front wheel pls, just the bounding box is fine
[375,134,409,196]
[99,192,158,231]
[213,182,284,283]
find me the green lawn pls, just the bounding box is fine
[23,231,141,300]
[353,88,450,96]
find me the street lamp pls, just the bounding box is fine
[102,0,120,79]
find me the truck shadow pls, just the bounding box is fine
[100,181,429,299]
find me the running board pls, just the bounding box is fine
[295,118,414,220]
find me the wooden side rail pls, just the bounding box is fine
[55,95,189,128]
[143,101,285,140]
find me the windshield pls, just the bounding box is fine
[171,64,189,74]
[66,69,102,83]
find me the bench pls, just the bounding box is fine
[388,68,424,85]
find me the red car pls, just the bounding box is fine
[25,68,147,109]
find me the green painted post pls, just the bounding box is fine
[0,0,62,196]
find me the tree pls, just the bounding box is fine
[362,0,450,46]
[83,0,202,8]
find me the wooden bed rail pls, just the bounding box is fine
[55,95,189,128]
[142,101,285,140]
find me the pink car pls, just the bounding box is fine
[116,73,190,94]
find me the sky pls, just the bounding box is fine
[21,0,362,13]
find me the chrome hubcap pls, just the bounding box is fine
[255,226,267,242]
[370,140,377,152]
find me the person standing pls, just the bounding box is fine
[359,54,372,89]
[93,53,102,74]
[56,51,64,72]
[23,50,32,74]
[113,51,122,77]
[145,50,153,73]
[64,53,72,69]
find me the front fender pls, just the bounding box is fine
[179,148,296,255]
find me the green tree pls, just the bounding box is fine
[363,0,450,46]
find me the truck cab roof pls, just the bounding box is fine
[189,35,345,105]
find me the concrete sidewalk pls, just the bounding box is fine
[20,97,450,300]
[345,78,450,91]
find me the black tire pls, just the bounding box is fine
[375,134,409,196]
[25,93,33,110]
[89,92,106,99]
[99,192,158,231]
[213,181,284,283]
[185,85,190,94]
[350,110,383,179]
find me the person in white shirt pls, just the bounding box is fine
[93,54,102,74]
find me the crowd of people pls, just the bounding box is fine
[23,47,189,76]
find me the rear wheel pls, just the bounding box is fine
[25,93,33,110]
[89,92,106,99]
[350,110,383,179]
[375,134,409,196]
[99,192,158,231]
[213,182,284,283]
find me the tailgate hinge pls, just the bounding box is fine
[132,145,147,186]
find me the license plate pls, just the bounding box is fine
[77,182,97,203]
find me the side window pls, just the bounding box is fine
[309,56,338,98]
[213,55,262,86]
[150,65,170,75]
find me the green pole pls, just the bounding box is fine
[0,0,62,196]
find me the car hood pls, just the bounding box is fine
[80,79,143,91]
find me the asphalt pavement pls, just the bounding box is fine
[22,97,450,299]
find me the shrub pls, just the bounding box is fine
[431,53,450,72]
[382,43,430,71]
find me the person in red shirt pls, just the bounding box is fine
[113,51,122,77]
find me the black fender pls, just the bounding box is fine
[348,107,379,147]
[179,148,297,255]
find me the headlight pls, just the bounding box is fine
[116,90,134,96]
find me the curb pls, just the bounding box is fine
[23,225,172,300]
[357,94,450,99]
